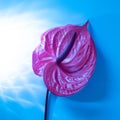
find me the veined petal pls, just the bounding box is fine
[32,21,96,96]
[32,49,53,76]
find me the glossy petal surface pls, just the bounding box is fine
[32,22,96,96]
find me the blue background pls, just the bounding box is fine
[0,0,120,120]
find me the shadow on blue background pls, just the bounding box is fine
[47,13,120,120]
[47,93,57,120]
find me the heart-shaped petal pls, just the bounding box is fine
[32,21,96,96]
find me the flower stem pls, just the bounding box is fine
[44,89,49,120]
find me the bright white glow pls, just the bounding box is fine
[0,9,57,106]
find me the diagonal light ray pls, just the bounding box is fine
[0,8,58,106]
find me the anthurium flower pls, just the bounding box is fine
[32,21,96,96]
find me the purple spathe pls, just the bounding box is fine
[32,22,96,96]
